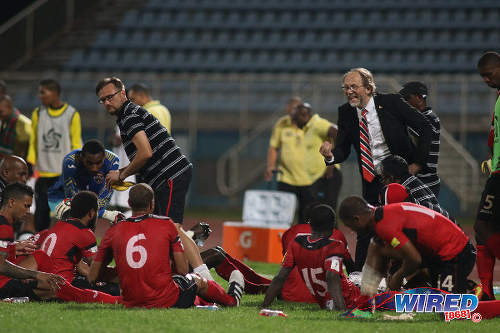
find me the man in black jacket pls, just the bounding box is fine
[319,68,432,270]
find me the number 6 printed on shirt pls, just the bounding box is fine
[126,234,147,269]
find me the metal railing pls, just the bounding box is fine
[0,0,79,70]
[0,71,492,213]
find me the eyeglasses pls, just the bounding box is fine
[98,90,121,104]
[341,84,363,92]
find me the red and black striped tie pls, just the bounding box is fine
[359,109,375,182]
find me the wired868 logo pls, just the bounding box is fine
[395,293,481,322]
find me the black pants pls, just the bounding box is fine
[309,168,343,212]
[277,182,315,224]
[355,175,384,271]
[154,168,192,224]
[427,242,476,293]
[35,176,59,231]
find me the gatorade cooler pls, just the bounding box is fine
[223,190,296,263]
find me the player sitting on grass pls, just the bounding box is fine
[0,183,65,299]
[262,204,363,311]
[0,183,112,303]
[278,202,355,303]
[88,183,245,308]
[339,196,475,295]
[15,190,119,303]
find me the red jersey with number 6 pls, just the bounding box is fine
[35,219,97,281]
[374,203,468,261]
[95,214,184,308]
[282,234,361,309]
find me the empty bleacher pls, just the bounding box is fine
[59,0,500,73]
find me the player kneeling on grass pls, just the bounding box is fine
[49,139,122,223]
[88,183,244,308]
[338,196,475,295]
[262,204,363,311]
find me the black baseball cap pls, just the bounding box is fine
[399,81,428,98]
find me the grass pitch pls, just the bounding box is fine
[1,261,497,333]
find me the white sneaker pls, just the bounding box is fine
[227,270,244,306]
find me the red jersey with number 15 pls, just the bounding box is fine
[374,203,469,261]
[95,214,184,308]
[35,219,97,281]
[282,234,361,309]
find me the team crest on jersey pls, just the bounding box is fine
[93,172,104,184]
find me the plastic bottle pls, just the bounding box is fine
[259,309,287,317]
[2,297,29,303]
[196,304,220,310]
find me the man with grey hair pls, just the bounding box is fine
[319,67,433,270]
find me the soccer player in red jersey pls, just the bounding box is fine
[278,202,355,303]
[0,183,64,299]
[89,183,244,308]
[13,190,118,303]
[262,204,362,311]
[338,196,475,294]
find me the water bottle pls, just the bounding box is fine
[259,309,287,317]
[2,297,29,303]
[196,304,220,311]
[494,286,500,295]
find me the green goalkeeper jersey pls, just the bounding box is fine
[491,94,500,175]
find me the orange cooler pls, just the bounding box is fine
[223,222,287,263]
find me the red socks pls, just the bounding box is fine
[473,300,500,320]
[486,233,500,259]
[56,282,119,304]
[476,245,495,299]
[215,256,271,294]
[201,280,236,306]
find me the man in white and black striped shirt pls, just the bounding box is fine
[96,77,215,282]
[400,82,441,197]
[378,155,451,219]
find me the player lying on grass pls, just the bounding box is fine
[338,196,475,295]
[88,183,245,308]
[262,204,364,311]
[48,139,122,222]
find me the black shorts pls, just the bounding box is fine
[427,242,476,293]
[0,279,40,300]
[154,168,192,224]
[172,274,198,308]
[476,173,500,227]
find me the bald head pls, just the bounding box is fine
[338,196,373,233]
[128,183,154,213]
[0,156,28,184]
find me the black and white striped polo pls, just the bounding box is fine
[117,101,192,190]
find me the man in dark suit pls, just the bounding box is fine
[319,68,432,270]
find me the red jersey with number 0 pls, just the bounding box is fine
[95,214,184,308]
[282,234,360,309]
[374,203,469,261]
[35,219,97,281]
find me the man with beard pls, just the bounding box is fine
[319,68,432,270]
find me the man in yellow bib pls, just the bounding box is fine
[27,79,82,231]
